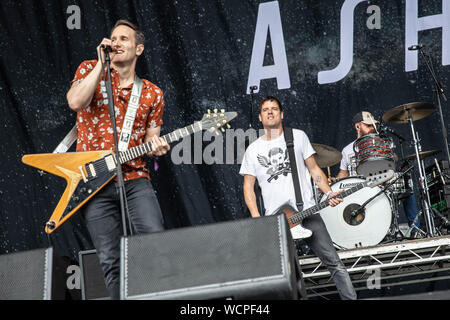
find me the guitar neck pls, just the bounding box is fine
[289,182,367,224]
[118,121,203,164]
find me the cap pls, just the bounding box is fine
[352,111,379,125]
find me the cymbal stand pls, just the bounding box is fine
[407,111,436,236]
[388,190,404,241]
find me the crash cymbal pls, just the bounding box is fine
[402,149,441,162]
[312,143,342,168]
[382,102,435,124]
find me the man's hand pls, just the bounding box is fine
[328,189,344,207]
[96,38,116,65]
[149,135,170,157]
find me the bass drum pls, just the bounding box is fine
[320,176,392,249]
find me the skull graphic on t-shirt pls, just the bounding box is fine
[257,147,291,182]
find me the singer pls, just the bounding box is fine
[66,19,170,299]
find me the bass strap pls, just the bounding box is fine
[53,75,143,153]
[284,127,304,212]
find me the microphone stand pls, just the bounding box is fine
[246,86,264,216]
[419,47,450,166]
[352,166,414,219]
[101,46,132,237]
[249,85,258,129]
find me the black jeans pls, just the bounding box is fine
[302,214,357,300]
[83,178,164,300]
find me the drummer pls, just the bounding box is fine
[335,111,422,239]
[336,111,377,179]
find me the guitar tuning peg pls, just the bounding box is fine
[221,127,225,133]
[221,109,225,113]
[207,109,211,118]
[226,124,231,129]
[215,129,220,136]
[214,108,218,114]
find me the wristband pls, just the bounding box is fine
[326,191,333,199]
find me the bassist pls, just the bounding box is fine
[240,96,356,300]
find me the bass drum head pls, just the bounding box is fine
[319,177,392,249]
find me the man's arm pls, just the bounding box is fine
[144,126,170,157]
[67,38,116,111]
[336,169,350,179]
[67,64,103,111]
[243,174,261,218]
[304,155,343,207]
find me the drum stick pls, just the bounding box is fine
[327,166,331,177]
[368,113,379,134]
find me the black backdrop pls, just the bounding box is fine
[1,0,450,261]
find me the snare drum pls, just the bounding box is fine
[354,134,395,177]
[390,172,414,200]
[319,176,392,248]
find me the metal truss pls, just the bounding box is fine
[298,235,450,298]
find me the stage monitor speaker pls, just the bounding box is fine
[120,215,301,300]
[79,249,110,300]
[0,247,66,300]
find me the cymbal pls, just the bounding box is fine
[312,143,342,168]
[402,149,441,162]
[382,102,435,124]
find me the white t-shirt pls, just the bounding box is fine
[239,129,316,216]
[340,140,357,174]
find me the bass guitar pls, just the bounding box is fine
[276,170,395,240]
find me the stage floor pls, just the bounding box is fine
[298,234,450,299]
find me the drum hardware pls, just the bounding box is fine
[424,159,450,232]
[311,143,343,204]
[405,109,436,236]
[382,102,442,237]
[319,176,392,249]
[311,143,342,169]
[358,167,415,242]
[401,149,441,162]
[381,102,435,124]
[415,45,450,170]
[353,133,396,177]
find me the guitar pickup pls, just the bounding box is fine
[88,163,97,178]
[79,163,97,182]
[104,154,117,171]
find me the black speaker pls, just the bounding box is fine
[120,215,301,300]
[79,250,110,300]
[0,247,67,300]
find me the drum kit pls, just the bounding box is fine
[312,102,450,250]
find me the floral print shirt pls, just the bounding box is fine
[71,60,164,181]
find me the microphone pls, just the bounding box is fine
[379,122,405,141]
[408,44,424,51]
[101,44,113,52]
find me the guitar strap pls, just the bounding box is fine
[53,75,143,153]
[284,127,304,212]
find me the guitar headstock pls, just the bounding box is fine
[201,109,238,135]
[366,170,395,187]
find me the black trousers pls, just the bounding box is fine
[82,178,164,300]
[302,214,357,300]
